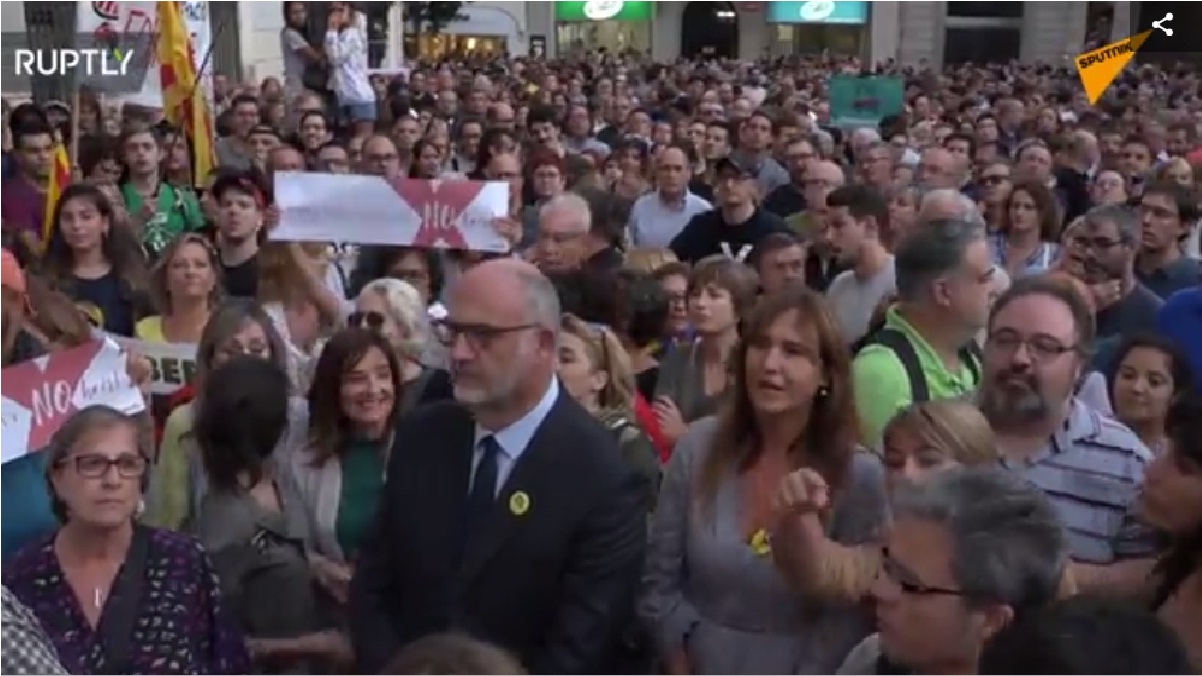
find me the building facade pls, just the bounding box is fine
[1,1,1156,99]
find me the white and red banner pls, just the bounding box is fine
[1,340,145,465]
[272,172,511,252]
[77,0,213,108]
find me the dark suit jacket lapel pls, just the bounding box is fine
[457,392,569,585]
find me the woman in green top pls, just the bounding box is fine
[285,328,403,605]
[117,125,206,257]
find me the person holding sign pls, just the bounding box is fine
[212,170,269,300]
[41,184,152,337]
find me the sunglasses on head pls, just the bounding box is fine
[348,311,387,331]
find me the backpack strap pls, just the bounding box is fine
[865,328,930,403]
[97,525,151,674]
[959,341,983,386]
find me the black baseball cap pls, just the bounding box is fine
[714,156,754,178]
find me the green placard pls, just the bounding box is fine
[828,75,904,129]
[554,1,654,22]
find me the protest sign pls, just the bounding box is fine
[118,339,197,396]
[828,75,904,129]
[272,172,511,252]
[1,340,145,465]
[76,0,213,108]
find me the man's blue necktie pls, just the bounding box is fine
[464,435,501,540]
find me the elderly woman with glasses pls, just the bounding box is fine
[3,406,249,674]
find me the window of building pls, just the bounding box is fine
[770,24,864,57]
[404,34,507,59]
[946,2,1024,19]
[943,27,1022,65]
[555,22,651,57]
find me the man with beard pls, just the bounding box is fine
[978,276,1157,595]
[1062,204,1164,372]
[349,259,647,673]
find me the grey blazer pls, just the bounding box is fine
[639,417,888,674]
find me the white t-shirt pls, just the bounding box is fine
[826,257,897,345]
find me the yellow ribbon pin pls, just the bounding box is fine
[749,528,772,557]
[509,491,531,517]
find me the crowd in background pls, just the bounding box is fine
[1,1,1201,674]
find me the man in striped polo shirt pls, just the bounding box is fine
[978,275,1158,595]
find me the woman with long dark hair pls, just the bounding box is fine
[640,287,886,673]
[1110,334,1194,455]
[41,183,151,336]
[280,1,325,101]
[288,329,403,606]
[190,356,351,671]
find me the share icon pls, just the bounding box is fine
[1152,13,1173,37]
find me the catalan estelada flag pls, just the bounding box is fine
[156,0,216,185]
[42,143,71,249]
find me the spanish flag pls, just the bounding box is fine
[156,1,216,185]
[42,143,71,249]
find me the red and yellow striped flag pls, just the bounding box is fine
[156,0,216,185]
[42,143,71,249]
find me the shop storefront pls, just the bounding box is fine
[767,1,869,57]
[554,1,654,57]
[404,2,520,59]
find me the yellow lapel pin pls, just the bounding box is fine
[509,491,531,517]
[749,528,772,557]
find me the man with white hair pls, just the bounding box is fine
[536,191,625,274]
[351,258,649,673]
[534,192,592,274]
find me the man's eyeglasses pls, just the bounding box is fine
[349,311,388,332]
[1065,235,1124,252]
[881,550,966,597]
[980,174,1008,186]
[60,452,147,479]
[432,319,537,349]
[985,330,1078,362]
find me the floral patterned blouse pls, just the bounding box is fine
[2,527,249,675]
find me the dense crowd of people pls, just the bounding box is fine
[1,2,1201,674]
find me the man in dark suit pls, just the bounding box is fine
[350,258,649,674]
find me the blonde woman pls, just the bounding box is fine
[257,242,347,393]
[557,313,660,508]
[352,278,452,413]
[625,248,678,276]
[1155,157,1194,187]
[136,233,222,343]
[770,399,999,602]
